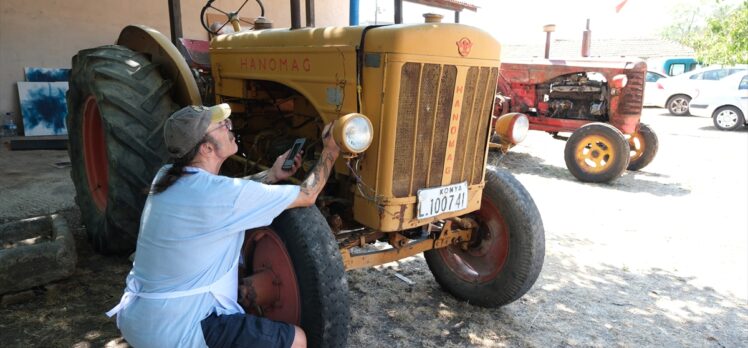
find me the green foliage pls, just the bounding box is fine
[692,0,748,64]
[662,0,748,65]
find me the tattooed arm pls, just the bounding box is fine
[243,149,303,184]
[287,122,340,209]
[243,170,273,184]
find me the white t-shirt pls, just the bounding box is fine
[117,166,299,348]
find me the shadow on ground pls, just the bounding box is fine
[346,246,748,347]
[490,152,691,197]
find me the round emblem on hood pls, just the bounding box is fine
[456,37,473,57]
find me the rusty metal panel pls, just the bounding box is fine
[428,65,457,187]
[393,63,420,197]
[394,63,460,197]
[471,67,498,184]
[620,62,646,115]
[452,67,478,184]
[412,64,442,193]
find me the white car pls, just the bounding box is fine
[689,72,748,131]
[643,71,667,107]
[654,65,748,116]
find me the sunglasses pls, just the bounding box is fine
[207,119,232,134]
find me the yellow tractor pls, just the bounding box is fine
[66,1,544,346]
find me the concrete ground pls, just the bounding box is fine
[0,107,746,347]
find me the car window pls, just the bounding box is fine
[739,76,748,90]
[728,68,747,76]
[646,72,663,82]
[689,72,703,80]
[670,64,686,76]
[702,69,728,80]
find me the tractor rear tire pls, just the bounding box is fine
[66,45,175,254]
[424,167,545,307]
[564,123,630,183]
[267,206,350,348]
[627,123,659,171]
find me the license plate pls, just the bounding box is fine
[417,182,468,219]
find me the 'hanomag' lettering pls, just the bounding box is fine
[240,57,312,73]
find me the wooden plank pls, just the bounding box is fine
[5,136,68,150]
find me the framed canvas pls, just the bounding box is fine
[24,67,71,82]
[17,82,69,136]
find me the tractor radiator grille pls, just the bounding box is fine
[620,63,646,115]
[392,63,498,198]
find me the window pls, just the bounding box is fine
[739,76,748,90]
[646,72,663,82]
[670,64,686,76]
[702,69,728,80]
[689,72,703,80]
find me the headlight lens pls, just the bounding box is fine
[333,113,373,154]
[512,114,529,143]
[344,117,373,152]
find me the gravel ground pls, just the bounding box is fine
[0,108,746,347]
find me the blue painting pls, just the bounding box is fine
[17,82,69,136]
[24,67,71,82]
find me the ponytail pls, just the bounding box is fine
[151,137,210,194]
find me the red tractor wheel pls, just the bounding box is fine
[67,45,175,254]
[240,206,350,347]
[424,168,545,307]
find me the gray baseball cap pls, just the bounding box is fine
[164,104,231,158]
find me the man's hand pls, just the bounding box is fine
[269,149,303,183]
[321,121,341,155]
[287,121,341,209]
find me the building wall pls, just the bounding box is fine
[0,0,347,134]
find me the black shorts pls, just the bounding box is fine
[200,312,295,348]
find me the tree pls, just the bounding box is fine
[661,0,748,64]
[691,0,748,64]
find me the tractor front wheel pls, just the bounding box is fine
[67,45,175,254]
[627,123,659,171]
[564,123,630,183]
[424,167,545,307]
[241,206,350,347]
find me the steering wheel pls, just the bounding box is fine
[200,0,265,36]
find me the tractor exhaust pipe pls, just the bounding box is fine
[543,24,556,59]
[581,19,591,57]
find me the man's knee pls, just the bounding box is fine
[291,325,306,348]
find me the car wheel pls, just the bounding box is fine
[667,95,691,116]
[712,106,745,131]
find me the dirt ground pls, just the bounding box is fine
[1,108,746,347]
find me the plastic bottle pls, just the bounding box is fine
[3,112,17,137]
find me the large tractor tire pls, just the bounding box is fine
[241,206,350,348]
[67,45,176,254]
[424,167,545,307]
[627,123,659,171]
[564,123,630,183]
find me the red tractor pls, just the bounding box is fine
[494,59,658,183]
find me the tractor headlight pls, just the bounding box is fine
[333,113,373,154]
[511,114,529,143]
[495,112,529,144]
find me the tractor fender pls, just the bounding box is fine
[116,25,201,107]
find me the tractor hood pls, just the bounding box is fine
[211,23,500,61]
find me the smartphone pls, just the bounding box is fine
[282,138,306,171]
